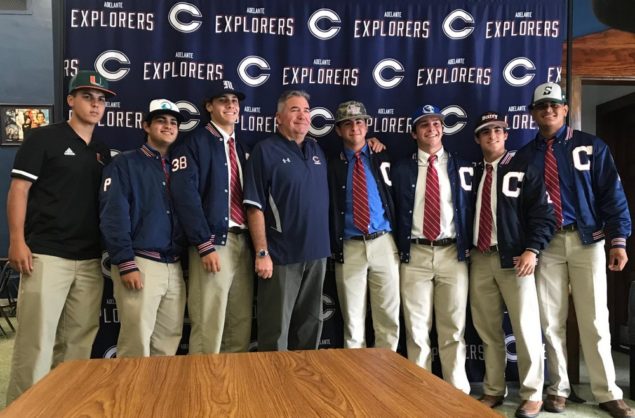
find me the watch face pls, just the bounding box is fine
[258,250,267,257]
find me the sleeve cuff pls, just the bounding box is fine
[525,248,540,255]
[610,237,627,249]
[197,238,216,256]
[118,260,139,275]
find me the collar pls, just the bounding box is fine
[482,153,504,171]
[209,121,233,142]
[343,143,369,161]
[539,124,568,144]
[417,147,445,164]
[140,143,162,159]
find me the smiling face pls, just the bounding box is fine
[144,114,179,152]
[276,95,311,141]
[475,126,508,162]
[335,118,368,152]
[67,89,107,126]
[411,116,443,154]
[531,101,568,138]
[206,94,240,132]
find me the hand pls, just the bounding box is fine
[8,240,33,274]
[608,248,628,271]
[201,252,221,273]
[367,137,386,152]
[255,255,273,279]
[121,271,143,290]
[515,251,537,277]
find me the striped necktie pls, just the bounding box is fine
[228,137,245,225]
[422,154,440,240]
[352,151,370,234]
[544,138,563,227]
[477,164,494,252]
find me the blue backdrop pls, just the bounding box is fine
[65,0,566,382]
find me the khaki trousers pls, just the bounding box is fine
[112,257,186,357]
[6,254,102,403]
[536,231,621,402]
[470,251,544,401]
[334,233,400,350]
[400,244,470,394]
[188,232,254,354]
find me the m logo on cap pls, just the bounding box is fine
[90,75,97,85]
[223,80,234,90]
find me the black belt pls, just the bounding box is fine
[350,230,388,241]
[557,223,577,232]
[410,238,456,247]
[475,245,499,254]
[228,227,248,234]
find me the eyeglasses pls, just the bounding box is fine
[533,101,564,111]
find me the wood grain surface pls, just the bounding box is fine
[1,348,498,417]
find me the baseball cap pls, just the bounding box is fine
[145,99,184,123]
[530,82,566,109]
[206,79,245,101]
[335,101,370,124]
[68,70,116,97]
[411,105,445,130]
[474,111,508,135]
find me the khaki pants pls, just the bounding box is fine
[470,251,544,401]
[6,254,102,403]
[400,244,470,394]
[188,232,254,354]
[334,233,400,350]
[536,231,621,403]
[112,257,186,357]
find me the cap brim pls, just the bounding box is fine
[474,120,508,135]
[335,115,371,124]
[70,85,116,98]
[209,90,245,101]
[413,113,445,127]
[529,98,566,109]
[145,109,184,124]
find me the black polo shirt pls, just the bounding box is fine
[11,122,111,259]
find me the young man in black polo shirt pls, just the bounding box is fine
[6,70,115,403]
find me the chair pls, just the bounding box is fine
[0,261,18,334]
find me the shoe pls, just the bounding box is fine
[544,394,566,413]
[479,394,504,408]
[515,400,543,418]
[599,399,635,418]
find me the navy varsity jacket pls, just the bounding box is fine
[327,147,396,263]
[100,143,183,275]
[392,149,475,263]
[473,150,556,268]
[515,126,631,247]
[169,122,248,256]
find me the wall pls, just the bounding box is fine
[0,0,54,257]
[581,84,635,134]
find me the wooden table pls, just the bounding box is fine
[2,348,498,417]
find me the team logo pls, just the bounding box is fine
[94,50,131,82]
[312,155,322,165]
[504,334,518,362]
[441,105,467,135]
[458,166,474,191]
[176,100,200,132]
[103,345,118,359]
[168,2,202,33]
[282,157,291,163]
[442,9,475,39]
[309,107,334,137]
[372,58,404,89]
[503,57,536,87]
[101,252,112,279]
[573,145,592,171]
[237,56,271,87]
[308,9,341,40]
[502,171,525,198]
[321,293,336,321]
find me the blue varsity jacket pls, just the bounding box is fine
[473,151,556,269]
[515,126,631,247]
[169,122,248,256]
[392,150,475,263]
[99,143,183,275]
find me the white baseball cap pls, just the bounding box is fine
[145,99,184,123]
[530,82,567,109]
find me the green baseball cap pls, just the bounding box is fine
[68,70,116,97]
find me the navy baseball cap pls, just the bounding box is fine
[474,111,508,136]
[68,70,116,97]
[411,105,445,131]
[145,99,184,124]
[206,79,245,101]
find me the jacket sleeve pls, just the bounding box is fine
[593,139,632,246]
[169,135,215,255]
[522,164,557,251]
[99,157,137,275]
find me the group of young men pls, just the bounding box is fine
[5,70,633,418]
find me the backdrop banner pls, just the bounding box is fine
[66,0,565,382]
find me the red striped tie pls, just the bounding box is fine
[423,154,441,240]
[477,164,494,252]
[544,138,563,227]
[352,152,370,234]
[228,137,246,225]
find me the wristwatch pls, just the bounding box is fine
[257,249,269,258]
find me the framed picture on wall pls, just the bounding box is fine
[1,105,53,146]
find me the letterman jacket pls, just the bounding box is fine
[392,149,475,263]
[473,150,556,269]
[169,122,248,256]
[100,143,183,275]
[515,126,631,247]
[328,146,396,263]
